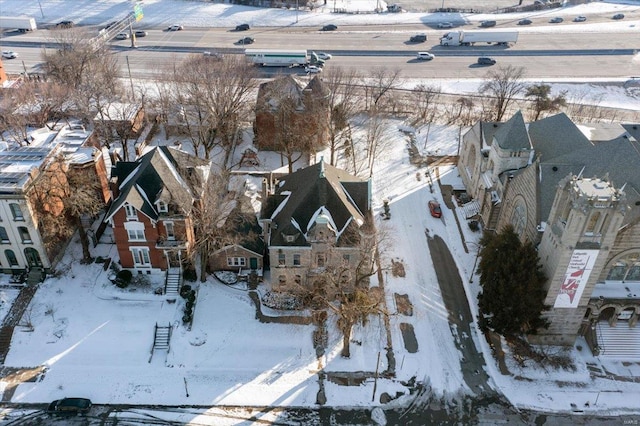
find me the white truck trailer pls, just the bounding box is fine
[245,49,309,67]
[439,31,518,46]
[0,16,37,33]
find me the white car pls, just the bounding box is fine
[1,51,18,59]
[417,52,435,61]
[167,25,183,31]
[315,52,332,60]
[305,65,322,74]
[115,33,130,40]
[438,22,453,29]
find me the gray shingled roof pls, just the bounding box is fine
[528,113,640,224]
[105,147,210,222]
[492,110,531,150]
[268,161,370,247]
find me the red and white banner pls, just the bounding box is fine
[553,250,599,308]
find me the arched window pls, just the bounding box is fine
[585,211,600,234]
[5,249,18,267]
[10,203,24,221]
[605,251,640,282]
[510,197,527,237]
[18,227,31,243]
[0,226,9,243]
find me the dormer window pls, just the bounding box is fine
[284,234,296,243]
[124,204,137,220]
[157,200,168,213]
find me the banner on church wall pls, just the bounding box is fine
[553,249,599,309]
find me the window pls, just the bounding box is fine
[18,227,31,243]
[0,226,9,243]
[278,252,285,266]
[294,274,302,284]
[293,254,301,266]
[131,247,151,266]
[164,222,175,240]
[585,211,600,234]
[317,253,326,268]
[227,257,246,267]
[124,204,137,220]
[127,228,145,241]
[157,200,168,213]
[10,203,23,221]
[342,254,350,265]
[5,249,18,266]
[278,275,286,284]
[284,235,296,243]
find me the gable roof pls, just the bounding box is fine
[266,161,370,247]
[105,146,211,222]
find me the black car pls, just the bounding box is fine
[235,23,250,31]
[612,13,625,20]
[518,19,532,25]
[322,24,337,31]
[238,37,255,45]
[134,30,148,37]
[549,17,563,23]
[477,57,496,66]
[47,398,92,416]
[409,34,427,43]
[56,20,75,28]
[480,20,496,28]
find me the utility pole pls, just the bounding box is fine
[126,56,135,100]
[371,351,381,402]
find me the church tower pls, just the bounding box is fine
[533,174,628,345]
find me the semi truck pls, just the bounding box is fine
[0,16,37,33]
[439,30,518,47]
[245,49,324,67]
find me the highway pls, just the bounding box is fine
[1,25,638,79]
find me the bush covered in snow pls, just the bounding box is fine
[261,291,303,310]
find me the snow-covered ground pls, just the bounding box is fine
[0,0,640,423]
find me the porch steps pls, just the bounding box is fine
[164,270,181,296]
[459,200,480,219]
[596,321,640,360]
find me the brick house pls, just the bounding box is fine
[104,146,210,274]
[260,160,372,295]
[458,111,640,355]
[253,75,330,152]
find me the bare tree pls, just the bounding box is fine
[479,65,526,122]
[411,83,442,126]
[157,55,257,163]
[323,67,362,166]
[93,100,144,160]
[525,84,567,121]
[29,154,105,262]
[366,67,403,111]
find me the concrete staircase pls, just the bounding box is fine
[148,323,172,363]
[596,321,640,359]
[164,268,181,296]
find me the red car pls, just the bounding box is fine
[428,200,442,218]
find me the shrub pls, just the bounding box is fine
[182,314,192,324]
[183,267,197,282]
[180,284,192,299]
[185,299,194,310]
[184,306,193,316]
[187,290,196,303]
[115,270,133,288]
[468,220,479,231]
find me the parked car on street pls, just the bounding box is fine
[477,56,496,66]
[1,50,18,59]
[428,200,442,218]
[437,22,453,29]
[47,398,92,416]
[417,52,435,60]
[235,23,250,31]
[322,24,337,31]
[549,17,563,23]
[518,18,532,25]
[573,16,587,22]
[167,24,183,31]
[134,30,147,37]
[612,13,625,20]
[238,36,255,45]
